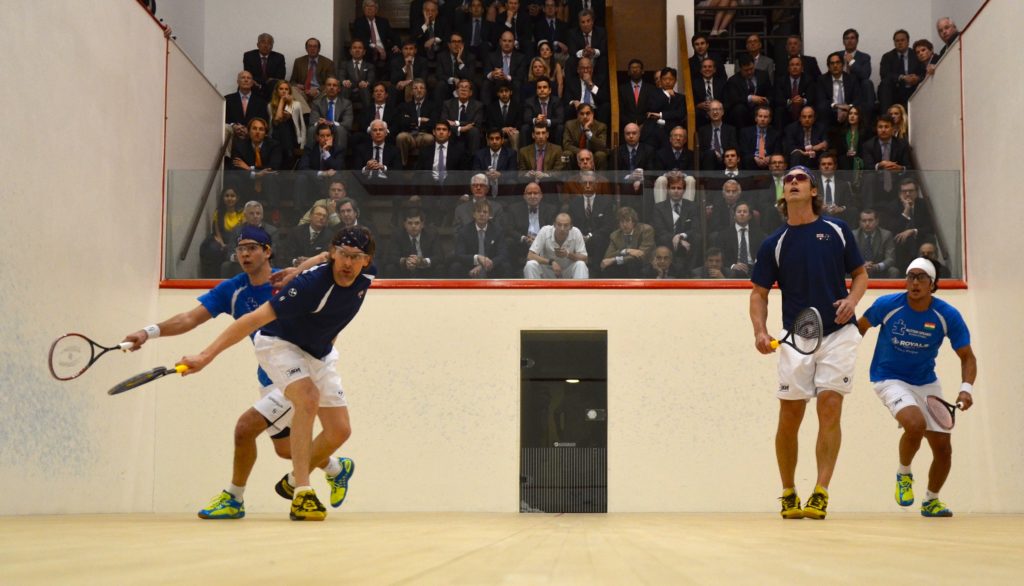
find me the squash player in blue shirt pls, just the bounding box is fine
[179,226,375,521]
[123,226,355,519]
[750,165,868,520]
[857,257,977,517]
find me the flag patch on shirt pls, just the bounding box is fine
[923,322,936,330]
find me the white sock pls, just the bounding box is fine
[897,464,912,475]
[926,490,940,501]
[295,485,313,495]
[229,484,246,501]
[324,458,342,478]
[287,472,296,486]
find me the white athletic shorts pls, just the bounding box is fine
[873,379,948,433]
[776,324,861,401]
[253,385,293,438]
[253,332,348,408]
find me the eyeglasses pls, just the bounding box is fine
[783,172,810,184]
[335,250,368,261]
[235,243,266,254]
[906,272,932,282]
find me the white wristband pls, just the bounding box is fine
[960,382,973,394]
[144,324,161,340]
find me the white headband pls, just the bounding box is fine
[906,258,936,280]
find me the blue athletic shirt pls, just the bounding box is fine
[751,216,864,336]
[863,292,970,385]
[261,263,374,359]
[198,271,278,387]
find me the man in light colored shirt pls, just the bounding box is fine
[524,212,589,279]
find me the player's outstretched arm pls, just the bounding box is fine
[178,303,277,375]
[122,306,213,351]
[269,251,330,288]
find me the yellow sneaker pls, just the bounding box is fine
[290,489,327,521]
[327,457,355,508]
[802,486,829,520]
[779,489,804,519]
[895,472,914,506]
[921,498,953,518]
[197,490,245,520]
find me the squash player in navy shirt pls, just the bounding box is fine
[750,165,868,520]
[857,257,977,518]
[180,226,375,521]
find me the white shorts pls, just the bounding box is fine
[253,332,348,408]
[873,379,949,434]
[253,385,293,438]
[776,324,861,401]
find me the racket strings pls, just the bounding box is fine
[792,309,823,353]
[49,337,93,379]
[927,398,955,430]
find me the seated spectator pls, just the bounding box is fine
[459,0,496,63]
[861,114,911,211]
[485,31,528,102]
[817,151,857,225]
[416,120,471,186]
[333,197,376,238]
[783,106,828,168]
[413,0,451,63]
[535,1,571,70]
[229,117,282,204]
[739,106,779,171]
[473,127,518,196]
[853,208,899,278]
[298,180,348,227]
[567,9,609,84]
[485,82,523,151]
[693,57,726,128]
[200,188,244,278]
[774,56,819,131]
[697,101,738,171]
[518,123,566,181]
[724,54,772,130]
[689,33,727,85]
[600,207,654,277]
[290,37,335,105]
[396,79,439,166]
[524,212,589,279]
[243,33,286,101]
[306,76,353,151]
[746,34,775,80]
[454,173,505,232]
[442,79,486,153]
[384,207,444,277]
[523,57,554,101]
[339,40,375,108]
[355,82,400,149]
[267,80,305,170]
[434,32,478,105]
[562,103,608,170]
[651,170,700,274]
[521,76,565,146]
[390,41,429,99]
[507,182,558,266]
[918,242,950,278]
[706,178,744,234]
[226,71,269,132]
[775,35,821,85]
[830,28,871,84]
[612,122,656,204]
[640,67,686,150]
[450,199,511,277]
[353,0,400,71]
[884,178,935,272]
[565,57,609,123]
[832,104,870,172]
[296,124,345,207]
[655,125,693,171]
[642,245,681,279]
[278,204,333,268]
[535,40,567,98]
[816,52,860,129]
[691,246,729,278]
[912,39,939,78]
[567,171,616,272]
[495,0,530,54]
[887,104,909,141]
[221,201,278,277]
[714,201,763,279]
[878,29,924,110]
[355,119,402,183]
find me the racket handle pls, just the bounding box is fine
[769,340,779,350]
[118,342,133,351]
[174,364,189,374]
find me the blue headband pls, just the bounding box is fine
[237,225,272,246]
[332,226,371,253]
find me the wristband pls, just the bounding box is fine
[960,382,973,394]
[143,324,161,339]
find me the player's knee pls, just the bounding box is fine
[234,410,266,444]
[324,424,351,449]
[902,417,926,437]
[931,438,952,460]
[289,385,319,415]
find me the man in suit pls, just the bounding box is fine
[353,0,399,68]
[564,57,610,124]
[879,29,926,110]
[354,82,400,153]
[454,173,505,233]
[306,76,353,150]
[507,181,558,266]
[831,28,872,83]
[242,33,286,100]
[450,199,511,277]
[296,124,346,208]
[691,247,730,279]
[338,40,375,108]
[225,70,269,131]
[599,206,655,277]
[936,17,960,59]
[521,76,565,146]
[746,34,775,81]
[817,53,861,129]
[613,122,657,210]
[654,126,694,171]
[568,0,605,25]
[775,35,821,85]
[289,37,335,104]
[535,0,571,59]
[642,246,683,279]
[885,178,936,272]
[416,120,470,186]
[355,119,403,185]
[774,56,819,131]
[485,31,528,101]
[689,34,727,84]
[783,106,828,169]
[474,128,518,196]
[518,123,566,181]
[619,59,657,132]
[724,55,772,130]
[562,103,608,170]
[817,152,857,225]
[861,114,911,211]
[485,82,523,151]
[494,0,531,53]
[693,57,727,128]
[442,78,486,153]
[651,170,700,274]
[641,67,686,150]
[853,208,899,278]
[384,207,444,278]
[567,9,608,84]
[706,178,745,235]
[395,79,439,166]
[697,100,738,171]
[278,204,333,269]
[459,0,496,62]
[229,117,282,204]
[389,41,429,97]
[413,0,451,64]
[567,171,616,273]
[739,106,780,171]
[434,32,480,105]
[714,201,764,279]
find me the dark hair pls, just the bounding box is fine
[337,197,359,214]
[777,182,823,219]
[403,207,425,222]
[576,102,594,115]
[893,29,910,41]
[876,113,896,127]
[736,54,754,68]
[690,34,707,45]
[843,28,859,40]
[216,188,240,235]
[535,75,552,87]
[913,39,934,52]
[434,119,453,132]
[705,246,723,259]
[627,58,644,69]
[316,123,333,135]
[486,127,503,138]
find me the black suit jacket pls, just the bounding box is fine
[436,50,479,90]
[879,48,926,105]
[353,17,399,54]
[472,147,517,171]
[783,122,828,160]
[829,50,872,82]
[860,137,912,171]
[566,27,609,81]
[651,198,700,248]
[389,55,429,86]
[231,139,282,171]
[773,75,819,128]
[486,99,524,130]
[654,147,694,171]
[242,50,286,98]
[724,70,773,114]
[297,144,345,172]
[354,142,403,174]
[278,225,333,268]
[562,74,611,115]
[612,143,658,173]
[739,125,781,169]
[452,222,510,274]
[697,123,739,170]
[618,79,658,129]
[397,99,440,133]
[225,92,269,126]
[441,98,486,130]
[774,55,822,85]
[692,76,727,126]
[533,17,571,48]
[689,52,728,82]
[506,200,558,255]
[484,51,528,89]
[715,223,765,268]
[415,140,470,172]
[413,16,453,58]
[384,228,444,277]
[459,17,497,55]
[567,195,615,239]
[357,101,401,135]
[816,73,861,121]
[521,97,565,136]
[642,90,687,142]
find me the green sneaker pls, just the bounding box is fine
[274,473,294,501]
[803,486,829,520]
[327,457,355,508]
[895,472,914,506]
[779,490,804,519]
[197,490,245,520]
[921,498,953,518]
[290,489,327,521]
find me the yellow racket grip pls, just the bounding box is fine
[174,364,189,374]
[769,340,779,350]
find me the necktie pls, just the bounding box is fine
[739,227,749,264]
[472,19,480,46]
[713,127,722,155]
[415,101,422,121]
[311,230,319,246]
[901,52,908,75]
[673,201,681,216]
[503,54,510,76]
[835,79,845,104]
[585,197,593,216]
[501,103,508,120]
[415,236,423,257]
[583,83,592,105]
[241,94,249,116]
[370,19,378,47]
[625,234,632,248]
[491,151,499,168]
[628,147,636,169]
[261,56,268,78]
[776,178,783,201]
[633,83,640,105]
[804,129,812,148]
[757,129,766,159]
[327,99,335,121]
[477,229,486,256]
[353,61,361,81]
[579,128,587,149]
[541,101,547,116]
[747,77,755,94]
[790,78,801,119]
[375,105,382,120]
[882,142,892,190]
[585,33,591,48]
[253,144,262,167]
[459,104,466,123]
[374,145,382,164]
[305,59,315,92]
[437,144,446,180]
[825,179,834,207]
[535,147,544,171]
[705,80,713,101]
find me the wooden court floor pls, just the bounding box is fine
[2,512,1022,584]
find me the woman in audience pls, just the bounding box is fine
[202,188,245,277]
[535,40,565,98]
[888,104,909,140]
[834,105,871,174]
[267,80,305,170]
[706,0,738,36]
[523,56,552,100]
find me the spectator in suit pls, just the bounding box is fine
[706,178,744,234]
[413,0,450,64]
[691,246,729,278]
[651,170,700,274]
[352,82,400,155]
[739,106,780,171]
[643,245,682,279]
[853,208,899,278]
[754,153,788,233]
[879,29,925,110]
[518,123,566,181]
[831,28,871,83]
[229,117,282,203]
[600,207,655,277]
[567,9,608,84]
[289,37,335,104]
[613,122,657,209]
[567,171,615,272]
[220,200,278,277]
[654,126,693,171]
[783,106,828,169]
[279,204,333,269]
[338,40,375,108]
[474,127,518,196]
[333,197,376,237]
[886,179,936,272]
[918,242,950,278]
[353,0,400,68]
[455,173,506,233]
[494,0,530,53]
[390,41,429,98]
[775,56,819,131]
[356,119,402,183]
[562,103,608,170]
[450,199,511,277]
[417,120,470,187]
[384,207,444,277]
[298,180,348,227]
[535,40,567,98]
[641,67,686,150]
[524,212,590,279]
[396,79,439,166]
[306,76,353,151]
[698,100,738,170]
[913,39,939,78]
[521,76,565,145]
[817,151,857,225]
[485,82,523,150]
[296,124,345,207]
[620,60,657,135]
[243,33,286,101]
[715,201,763,279]
[459,0,496,63]
[442,78,486,153]
[724,54,772,130]
[746,34,775,81]
[689,34,727,84]
[434,32,479,104]
[861,114,911,211]
[535,1,571,68]
[817,53,860,129]
[508,181,558,266]
[693,58,727,128]
[486,31,528,101]
[776,35,821,85]
[936,17,960,59]
[564,56,609,123]
[226,71,269,140]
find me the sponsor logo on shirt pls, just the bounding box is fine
[288,288,298,297]
[816,233,831,241]
[779,384,790,393]
[286,367,301,376]
[923,322,936,330]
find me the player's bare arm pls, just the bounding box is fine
[179,303,277,374]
